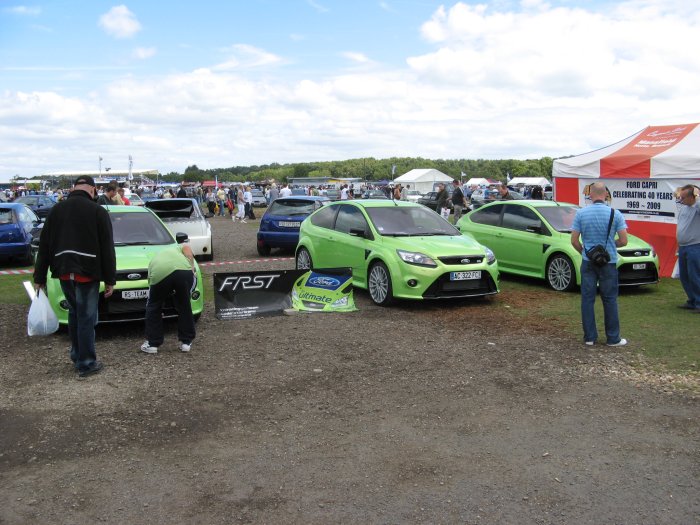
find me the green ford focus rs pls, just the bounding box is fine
[295,200,500,306]
[456,200,659,291]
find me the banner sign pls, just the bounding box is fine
[577,179,691,224]
[214,267,355,320]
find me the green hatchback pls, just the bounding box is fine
[295,200,499,306]
[456,200,659,291]
[44,205,205,324]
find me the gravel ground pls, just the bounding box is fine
[1,213,698,524]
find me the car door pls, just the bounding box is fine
[498,203,551,275]
[331,204,372,280]
[464,203,505,253]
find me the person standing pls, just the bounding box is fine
[97,183,118,205]
[269,183,280,203]
[675,184,700,312]
[236,186,247,223]
[33,175,116,377]
[205,188,216,215]
[570,182,628,347]
[117,188,131,205]
[435,183,450,220]
[217,186,227,216]
[451,180,466,222]
[177,186,187,198]
[497,184,514,200]
[140,237,197,354]
[243,186,254,219]
[400,184,409,201]
[280,184,292,198]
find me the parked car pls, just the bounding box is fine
[405,190,423,203]
[144,198,214,261]
[257,196,330,256]
[126,193,145,206]
[42,205,204,324]
[361,189,389,199]
[456,200,659,291]
[295,200,499,306]
[468,188,525,211]
[14,195,56,219]
[417,191,451,212]
[324,189,340,200]
[0,203,42,265]
[251,189,267,207]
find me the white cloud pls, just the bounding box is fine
[213,44,283,71]
[2,1,700,176]
[307,0,329,13]
[4,5,41,15]
[341,52,373,64]
[133,47,156,60]
[98,5,142,39]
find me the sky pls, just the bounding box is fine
[1,0,699,177]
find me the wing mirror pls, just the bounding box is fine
[175,232,189,244]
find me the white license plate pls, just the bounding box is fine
[279,221,301,228]
[450,271,481,281]
[632,263,647,270]
[122,289,149,300]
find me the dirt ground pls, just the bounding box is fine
[1,213,698,524]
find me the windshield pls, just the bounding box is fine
[0,208,14,225]
[110,211,174,245]
[269,199,324,216]
[538,205,579,232]
[16,197,38,205]
[365,205,460,236]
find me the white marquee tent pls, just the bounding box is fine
[394,169,453,194]
[508,177,550,187]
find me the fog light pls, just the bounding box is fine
[59,299,69,310]
[407,279,418,287]
[191,291,201,300]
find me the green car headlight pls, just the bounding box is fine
[331,296,348,308]
[483,246,496,265]
[397,249,437,267]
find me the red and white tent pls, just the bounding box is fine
[553,123,700,276]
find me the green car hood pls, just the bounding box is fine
[387,234,485,255]
[115,244,172,269]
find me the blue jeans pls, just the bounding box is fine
[678,243,700,308]
[580,260,621,344]
[59,279,100,371]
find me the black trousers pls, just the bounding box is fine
[145,270,196,347]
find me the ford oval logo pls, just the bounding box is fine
[461,258,471,264]
[308,276,340,287]
[634,251,642,256]
[127,273,142,280]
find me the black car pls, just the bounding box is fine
[417,191,452,212]
[14,195,56,219]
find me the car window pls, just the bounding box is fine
[470,204,503,226]
[111,211,174,245]
[335,205,369,234]
[310,204,338,229]
[502,205,543,232]
[537,205,579,232]
[16,207,34,231]
[366,205,460,236]
[269,199,317,216]
[0,208,14,225]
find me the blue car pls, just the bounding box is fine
[256,196,329,256]
[14,195,57,219]
[0,203,42,265]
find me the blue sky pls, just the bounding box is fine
[1,0,699,176]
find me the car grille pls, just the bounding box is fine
[438,255,484,265]
[97,294,178,322]
[422,272,498,298]
[115,268,148,282]
[617,263,659,286]
[617,249,651,257]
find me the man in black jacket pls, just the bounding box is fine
[34,175,117,377]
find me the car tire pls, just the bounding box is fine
[368,261,394,306]
[295,247,313,270]
[546,254,576,292]
[257,243,271,256]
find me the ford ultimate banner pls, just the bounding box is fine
[214,268,355,320]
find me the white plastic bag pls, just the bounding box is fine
[671,258,680,279]
[27,289,59,336]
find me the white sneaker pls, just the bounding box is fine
[141,341,158,354]
[607,338,628,347]
[179,342,191,353]
[241,219,247,223]
[585,341,595,346]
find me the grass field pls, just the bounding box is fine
[2,269,697,375]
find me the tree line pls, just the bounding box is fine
[165,157,554,185]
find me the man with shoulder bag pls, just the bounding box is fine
[570,182,628,347]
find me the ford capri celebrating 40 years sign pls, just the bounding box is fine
[214,268,355,320]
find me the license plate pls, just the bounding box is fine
[632,263,646,270]
[279,221,301,228]
[450,271,481,281]
[122,289,149,300]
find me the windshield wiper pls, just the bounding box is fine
[115,241,152,246]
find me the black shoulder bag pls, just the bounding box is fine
[586,208,614,267]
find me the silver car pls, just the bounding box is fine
[144,198,214,261]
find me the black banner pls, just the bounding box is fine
[214,269,306,320]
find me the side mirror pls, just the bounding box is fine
[175,232,189,244]
[349,228,366,238]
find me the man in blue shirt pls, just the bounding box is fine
[571,182,628,347]
[676,184,700,312]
